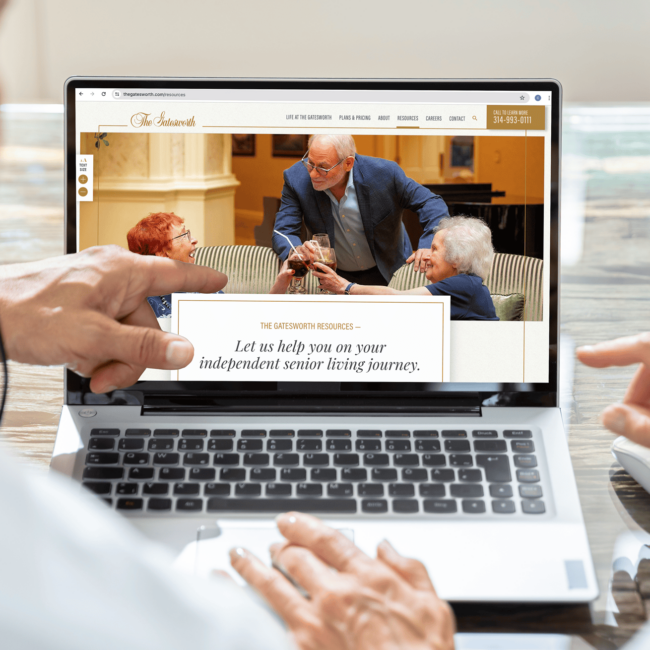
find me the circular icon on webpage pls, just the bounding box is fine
[78,187,88,197]
[535,95,541,101]
[78,174,88,184]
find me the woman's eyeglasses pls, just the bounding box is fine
[170,229,191,242]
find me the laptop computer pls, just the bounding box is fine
[52,76,598,603]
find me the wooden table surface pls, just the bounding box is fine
[1,105,650,648]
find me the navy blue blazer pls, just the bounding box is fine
[272,154,449,282]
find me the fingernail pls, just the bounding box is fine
[276,513,297,526]
[379,539,398,556]
[602,405,627,435]
[269,542,281,559]
[103,385,117,394]
[166,339,193,367]
[576,345,594,354]
[229,547,247,561]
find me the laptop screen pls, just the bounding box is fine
[65,79,559,407]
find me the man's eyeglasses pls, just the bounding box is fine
[301,153,350,177]
[170,229,191,243]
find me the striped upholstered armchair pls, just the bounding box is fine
[194,246,543,322]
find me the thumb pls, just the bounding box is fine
[602,402,650,447]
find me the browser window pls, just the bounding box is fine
[74,87,552,384]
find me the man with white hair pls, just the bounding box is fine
[272,134,449,286]
[313,216,499,321]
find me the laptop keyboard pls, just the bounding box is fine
[81,427,548,517]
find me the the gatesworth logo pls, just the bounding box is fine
[131,111,196,128]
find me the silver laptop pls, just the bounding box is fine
[53,77,597,603]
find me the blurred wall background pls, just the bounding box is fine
[1,0,649,104]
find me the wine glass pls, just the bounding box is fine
[313,247,337,294]
[287,248,309,295]
[312,233,331,249]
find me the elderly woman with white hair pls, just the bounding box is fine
[313,215,499,320]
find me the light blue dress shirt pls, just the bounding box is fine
[324,167,376,271]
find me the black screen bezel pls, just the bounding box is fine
[64,77,561,410]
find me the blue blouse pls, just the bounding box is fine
[425,274,499,321]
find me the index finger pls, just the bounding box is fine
[137,255,228,297]
[577,333,650,368]
[276,512,371,573]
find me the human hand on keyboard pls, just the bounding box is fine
[0,246,227,393]
[578,333,650,446]
[230,511,456,650]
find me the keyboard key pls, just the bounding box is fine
[386,430,410,438]
[184,453,210,466]
[83,481,111,495]
[363,453,389,466]
[462,499,486,514]
[356,439,382,453]
[389,483,415,497]
[402,469,428,482]
[274,453,299,466]
[490,484,513,498]
[177,499,203,512]
[386,440,411,452]
[326,429,351,437]
[512,440,535,453]
[371,468,397,481]
[472,430,497,438]
[243,453,270,466]
[297,440,322,451]
[280,468,307,481]
[474,440,507,453]
[213,453,240,466]
[148,439,174,451]
[442,430,467,438]
[415,440,440,452]
[88,438,115,450]
[179,439,204,451]
[189,467,216,481]
[148,498,172,511]
[129,467,155,480]
[117,498,143,510]
[205,483,230,496]
[311,468,337,482]
[430,469,455,482]
[419,483,445,497]
[458,469,482,482]
[445,440,470,452]
[329,483,354,497]
[208,439,234,451]
[250,468,276,481]
[504,430,532,439]
[522,500,545,514]
[91,428,119,436]
[357,430,382,438]
[393,499,418,514]
[341,468,367,481]
[238,439,263,452]
[394,454,419,467]
[235,483,261,497]
[153,452,179,465]
[270,429,294,437]
[125,429,151,437]
[159,468,185,481]
[267,440,293,451]
[174,483,200,496]
[362,499,388,514]
[207,497,356,513]
[414,430,438,438]
[304,453,329,466]
[476,455,511,482]
[423,499,457,513]
[154,429,179,437]
[124,452,150,465]
[358,483,383,497]
[422,454,446,467]
[143,482,168,495]
[86,452,119,465]
[519,485,543,498]
[297,483,322,497]
[334,453,360,466]
[517,469,540,483]
[298,430,322,437]
[451,484,484,498]
[182,429,207,438]
[327,439,351,451]
[220,468,246,481]
[492,500,516,514]
[116,482,138,495]
[266,483,292,497]
[241,429,266,438]
[514,455,538,468]
[210,429,235,437]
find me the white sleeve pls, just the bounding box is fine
[0,447,292,650]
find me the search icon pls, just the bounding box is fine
[472,115,477,121]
